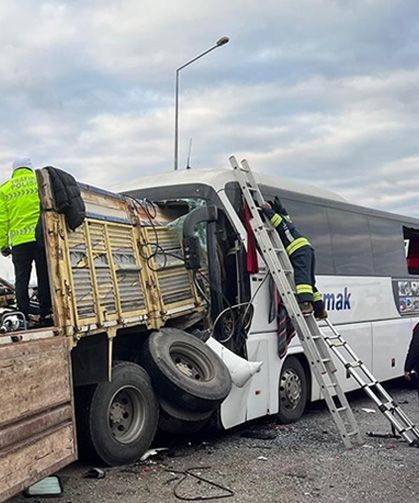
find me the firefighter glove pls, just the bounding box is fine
[261,203,275,219]
[1,246,11,257]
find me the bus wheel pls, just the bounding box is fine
[277,356,308,423]
[76,361,159,466]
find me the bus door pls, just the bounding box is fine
[216,191,279,425]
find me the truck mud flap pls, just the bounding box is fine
[0,334,77,502]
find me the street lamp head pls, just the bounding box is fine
[216,36,230,46]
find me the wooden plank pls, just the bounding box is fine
[0,337,71,427]
[0,336,76,502]
[0,424,75,502]
[0,403,72,450]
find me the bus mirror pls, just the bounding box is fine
[182,205,218,270]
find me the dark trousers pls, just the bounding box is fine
[12,242,52,318]
[291,246,324,314]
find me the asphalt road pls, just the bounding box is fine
[10,380,419,503]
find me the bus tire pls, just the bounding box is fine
[277,356,308,423]
[141,328,232,413]
[76,361,159,466]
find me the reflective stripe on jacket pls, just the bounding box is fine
[269,211,310,255]
[0,168,40,249]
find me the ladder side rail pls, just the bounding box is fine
[296,339,356,448]
[325,320,381,383]
[324,318,415,402]
[381,411,418,443]
[323,321,419,443]
[231,156,296,277]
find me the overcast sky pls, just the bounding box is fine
[1,1,418,223]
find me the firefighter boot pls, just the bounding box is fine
[314,299,328,320]
[299,301,313,316]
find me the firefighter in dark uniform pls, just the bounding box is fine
[262,198,327,319]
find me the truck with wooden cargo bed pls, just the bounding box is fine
[0,167,242,501]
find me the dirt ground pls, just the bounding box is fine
[9,380,419,503]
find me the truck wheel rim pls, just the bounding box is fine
[108,385,146,444]
[280,368,302,411]
[170,342,213,381]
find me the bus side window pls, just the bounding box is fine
[404,227,419,275]
[280,199,335,275]
[369,217,407,276]
[327,209,374,276]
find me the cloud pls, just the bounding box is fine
[0,0,418,222]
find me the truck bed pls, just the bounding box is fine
[0,330,76,502]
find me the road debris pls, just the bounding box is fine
[361,408,376,414]
[164,467,234,501]
[140,447,169,462]
[85,467,106,479]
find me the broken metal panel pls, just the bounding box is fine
[143,226,201,313]
[0,335,76,502]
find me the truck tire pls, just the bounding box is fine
[141,328,232,413]
[158,406,211,435]
[158,400,212,435]
[76,361,159,466]
[277,356,308,423]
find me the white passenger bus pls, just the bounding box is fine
[127,167,419,428]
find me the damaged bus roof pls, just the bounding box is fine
[125,168,347,203]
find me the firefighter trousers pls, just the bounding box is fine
[290,245,324,314]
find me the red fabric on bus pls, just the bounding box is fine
[408,238,419,257]
[407,239,419,273]
[407,257,419,269]
[243,202,259,274]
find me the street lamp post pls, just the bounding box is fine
[174,36,229,171]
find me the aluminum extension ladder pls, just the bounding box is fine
[323,318,419,446]
[230,155,419,448]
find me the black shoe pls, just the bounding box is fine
[315,309,328,320]
[299,302,313,316]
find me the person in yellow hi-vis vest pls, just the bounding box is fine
[0,157,52,324]
[262,197,327,320]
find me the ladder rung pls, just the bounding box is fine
[329,340,346,347]
[400,426,414,432]
[362,381,378,389]
[325,382,337,389]
[336,406,347,413]
[346,361,362,369]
